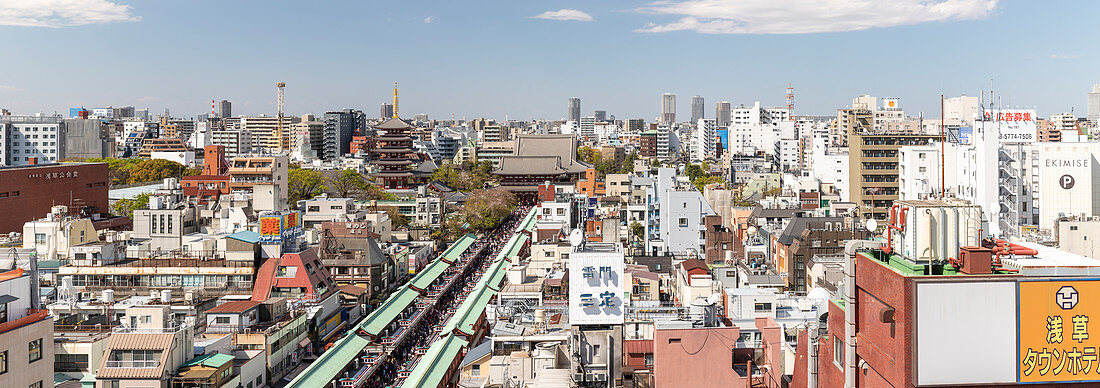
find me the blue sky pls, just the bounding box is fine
[0,0,1096,121]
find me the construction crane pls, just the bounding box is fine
[276,82,286,152]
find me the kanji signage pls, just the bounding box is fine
[1019,279,1100,383]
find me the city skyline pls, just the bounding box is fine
[0,0,1097,120]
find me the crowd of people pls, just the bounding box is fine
[366,205,532,387]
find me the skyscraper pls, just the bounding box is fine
[568,97,581,122]
[716,101,731,126]
[381,103,394,119]
[691,95,704,122]
[661,93,676,124]
[1089,84,1100,123]
[323,109,366,160]
[217,100,232,118]
[594,110,607,122]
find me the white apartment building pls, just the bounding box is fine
[0,115,62,166]
[212,129,253,157]
[690,118,716,162]
[727,101,795,156]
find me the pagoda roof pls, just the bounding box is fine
[374,117,414,130]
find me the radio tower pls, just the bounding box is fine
[786,83,794,115]
[211,100,216,117]
[276,82,286,152]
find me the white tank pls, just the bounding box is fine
[160,289,171,303]
[102,289,114,303]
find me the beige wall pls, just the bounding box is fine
[0,317,54,387]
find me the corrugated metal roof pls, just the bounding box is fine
[181,353,235,368]
[409,259,451,291]
[401,334,469,388]
[284,333,370,388]
[97,333,175,379]
[360,286,419,336]
[227,230,260,244]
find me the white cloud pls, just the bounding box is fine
[531,9,594,22]
[0,84,23,92]
[0,0,139,27]
[635,0,998,34]
[424,16,434,24]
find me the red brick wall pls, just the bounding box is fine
[0,163,109,234]
[854,254,910,386]
[817,300,846,388]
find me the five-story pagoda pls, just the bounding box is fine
[370,82,416,189]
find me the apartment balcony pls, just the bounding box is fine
[104,360,160,369]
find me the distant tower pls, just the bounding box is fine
[568,97,581,122]
[594,110,607,122]
[380,103,394,119]
[786,83,794,115]
[691,95,704,122]
[217,100,232,118]
[661,93,676,124]
[1089,84,1100,123]
[276,82,285,151]
[392,81,399,118]
[716,101,731,126]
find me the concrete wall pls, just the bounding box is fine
[0,317,54,387]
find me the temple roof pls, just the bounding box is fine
[374,117,414,130]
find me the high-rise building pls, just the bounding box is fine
[1089,84,1100,123]
[323,109,365,160]
[594,110,607,122]
[61,118,115,160]
[716,101,731,126]
[217,99,232,118]
[626,118,645,133]
[380,103,394,119]
[568,97,581,122]
[848,130,939,220]
[661,93,676,124]
[0,115,63,166]
[691,95,704,122]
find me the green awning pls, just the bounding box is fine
[516,207,538,233]
[442,284,498,336]
[359,286,419,336]
[401,334,469,388]
[441,234,477,262]
[409,259,452,291]
[485,260,509,291]
[504,234,529,260]
[284,333,370,388]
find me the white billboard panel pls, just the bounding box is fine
[568,246,625,325]
[915,281,1017,386]
[983,109,1037,143]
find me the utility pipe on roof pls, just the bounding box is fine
[843,239,882,388]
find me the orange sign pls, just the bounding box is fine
[260,216,283,236]
[1019,279,1100,383]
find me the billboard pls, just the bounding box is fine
[983,109,1038,143]
[1019,279,1100,383]
[258,211,303,243]
[568,246,625,325]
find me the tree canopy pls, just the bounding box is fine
[83,157,199,185]
[112,193,150,219]
[288,168,325,208]
[431,160,496,191]
[450,188,516,234]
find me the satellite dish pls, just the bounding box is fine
[569,229,584,247]
[747,226,758,236]
[865,218,878,232]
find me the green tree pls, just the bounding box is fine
[431,161,496,191]
[630,221,644,240]
[457,188,516,232]
[128,159,195,184]
[385,208,409,228]
[326,169,365,198]
[112,193,150,219]
[620,152,638,174]
[288,168,325,208]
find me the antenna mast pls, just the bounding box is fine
[786,83,794,115]
[276,82,286,152]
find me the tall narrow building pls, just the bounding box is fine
[568,97,581,122]
[1089,84,1100,123]
[691,95,704,122]
[716,101,731,126]
[380,103,394,120]
[661,93,676,124]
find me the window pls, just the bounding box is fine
[34,233,45,244]
[556,208,565,216]
[754,302,772,312]
[167,215,173,234]
[28,338,42,363]
[0,350,6,375]
[0,302,6,323]
[472,364,481,376]
[644,354,654,366]
[215,316,231,324]
[28,381,41,388]
[307,206,320,212]
[678,218,688,227]
[1071,226,1079,231]
[833,335,843,369]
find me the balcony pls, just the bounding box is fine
[104,360,160,368]
[0,308,49,335]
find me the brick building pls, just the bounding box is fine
[0,161,109,234]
